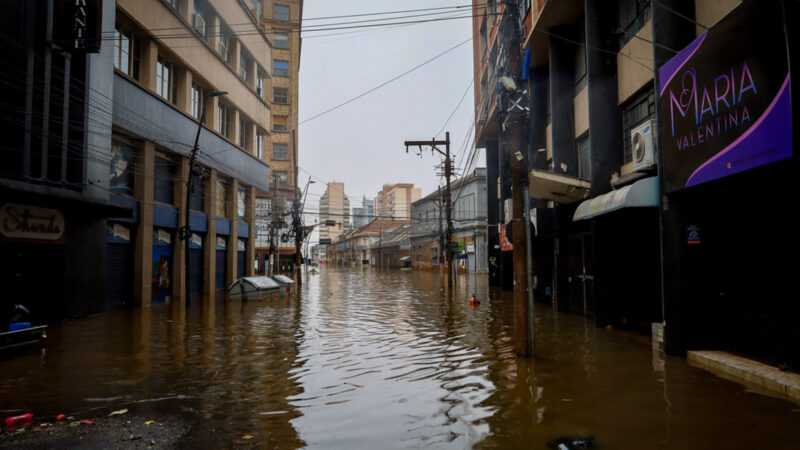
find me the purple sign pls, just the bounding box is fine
[658,2,792,193]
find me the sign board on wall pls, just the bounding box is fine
[54,0,103,53]
[0,203,65,241]
[255,197,271,247]
[659,2,791,193]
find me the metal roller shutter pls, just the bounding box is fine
[105,243,132,309]
[237,251,245,278]
[189,248,203,295]
[215,250,226,290]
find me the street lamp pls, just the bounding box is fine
[180,90,227,303]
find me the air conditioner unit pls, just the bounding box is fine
[630,119,656,171]
[193,13,206,36]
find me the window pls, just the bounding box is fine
[249,0,262,16]
[621,86,655,163]
[113,27,131,75]
[110,138,135,196]
[156,57,176,103]
[154,157,174,204]
[257,73,264,99]
[274,32,289,49]
[191,83,203,119]
[574,30,587,93]
[273,60,289,77]
[193,1,208,39]
[274,171,288,185]
[577,135,591,180]
[618,0,651,48]
[219,26,231,63]
[217,103,228,136]
[274,5,290,21]
[189,176,204,211]
[240,52,250,81]
[166,0,182,14]
[239,118,248,149]
[273,143,288,160]
[216,179,228,217]
[274,87,288,104]
[273,116,288,132]
[256,132,264,159]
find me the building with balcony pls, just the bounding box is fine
[374,183,421,220]
[473,0,799,369]
[253,0,302,270]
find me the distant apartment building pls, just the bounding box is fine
[352,197,375,228]
[255,0,302,270]
[319,182,350,246]
[374,184,421,220]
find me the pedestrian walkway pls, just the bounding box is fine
[688,351,800,403]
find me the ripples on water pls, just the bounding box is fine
[1,268,800,449]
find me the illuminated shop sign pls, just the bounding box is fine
[658,2,792,193]
[55,0,103,53]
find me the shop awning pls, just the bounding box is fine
[529,169,591,204]
[573,176,659,222]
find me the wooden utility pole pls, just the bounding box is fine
[437,186,444,274]
[404,133,453,288]
[500,0,532,357]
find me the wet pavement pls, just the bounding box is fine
[1,267,799,448]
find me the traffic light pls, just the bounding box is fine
[338,223,342,230]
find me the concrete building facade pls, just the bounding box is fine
[0,0,273,318]
[318,182,350,247]
[255,0,302,270]
[473,0,799,369]
[410,168,488,274]
[374,183,421,220]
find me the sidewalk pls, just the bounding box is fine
[688,351,800,403]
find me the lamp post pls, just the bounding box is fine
[180,90,227,303]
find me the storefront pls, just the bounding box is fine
[658,1,797,367]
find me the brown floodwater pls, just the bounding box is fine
[1,267,799,448]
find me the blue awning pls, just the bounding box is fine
[573,176,659,222]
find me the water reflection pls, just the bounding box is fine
[1,268,799,449]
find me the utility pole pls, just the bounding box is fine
[404,132,453,289]
[437,186,444,274]
[180,91,226,303]
[499,0,532,357]
[379,225,382,269]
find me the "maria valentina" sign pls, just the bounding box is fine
[658,1,792,193]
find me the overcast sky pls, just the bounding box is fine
[298,0,476,220]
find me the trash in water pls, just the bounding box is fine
[145,420,155,425]
[80,419,94,425]
[5,413,33,431]
[242,434,254,440]
[109,408,128,416]
[56,414,66,422]
[547,435,595,449]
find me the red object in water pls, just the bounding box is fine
[5,413,33,431]
[56,414,66,422]
[286,287,290,293]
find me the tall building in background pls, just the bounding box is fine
[374,184,421,220]
[319,182,350,246]
[352,196,375,228]
[256,0,303,271]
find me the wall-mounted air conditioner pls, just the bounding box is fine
[630,119,656,171]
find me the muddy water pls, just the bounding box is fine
[1,268,799,448]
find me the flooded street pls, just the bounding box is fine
[2,268,799,449]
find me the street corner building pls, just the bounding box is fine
[0,0,293,320]
[472,0,799,368]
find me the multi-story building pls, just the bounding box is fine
[318,182,350,248]
[255,0,302,269]
[0,0,273,316]
[328,219,409,267]
[352,197,375,228]
[374,183,421,220]
[410,168,488,274]
[473,0,799,369]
